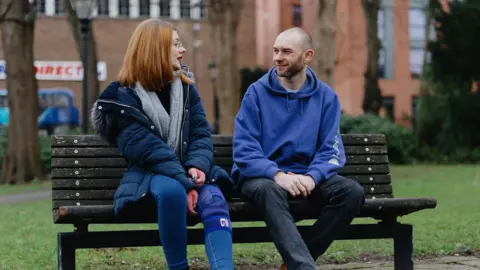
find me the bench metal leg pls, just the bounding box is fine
[58,233,76,270]
[394,224,413,270]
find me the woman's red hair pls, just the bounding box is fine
[118,19,191,91]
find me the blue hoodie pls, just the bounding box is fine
[231,66,345,188]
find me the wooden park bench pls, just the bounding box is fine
[51,133,437,270]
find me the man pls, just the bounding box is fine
[231,27,365,269]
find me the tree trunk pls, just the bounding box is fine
[0,0,45,184]
[207,0,243,134]
[361,0,382,115]
[313,0,337,87]
[63,0,99,131]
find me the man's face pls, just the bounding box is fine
[171,30,186,70]
[272,33,313,78]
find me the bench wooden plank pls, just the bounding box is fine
[51,134,387,147]
[51,155,390,168]
[51,194,394,209]
[51,145,388,158]
[52,174,392,190]
[52,185,392,200]
[52,197,436,224]
[51,165,389,179]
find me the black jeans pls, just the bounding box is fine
[241,175,365,270]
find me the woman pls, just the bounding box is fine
[91,19,234,270]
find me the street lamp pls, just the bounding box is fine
[71,0,95,134]
[208,60,219,134]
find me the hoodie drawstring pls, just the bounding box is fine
[285,95,304,114]
[286,95,291,112]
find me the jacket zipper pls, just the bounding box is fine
[97,99,151,123]
[179,84,190,163]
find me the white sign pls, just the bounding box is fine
[0,60,107,81]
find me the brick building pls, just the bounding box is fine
[0,0,431,127]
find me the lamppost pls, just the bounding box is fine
[208,61,219,134]
[71,0,94,134]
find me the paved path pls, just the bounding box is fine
[321,256,480,270]
[258,256,480,270]
[0,189,51,204]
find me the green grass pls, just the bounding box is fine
[0,165,479,269]
[0,180,51,195]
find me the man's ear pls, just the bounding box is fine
[304,49,314,63]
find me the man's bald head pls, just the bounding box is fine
[272,27,314,79]
[276,27,313,51]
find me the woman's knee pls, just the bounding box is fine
[197,185,232,233]
[149,175,187,204]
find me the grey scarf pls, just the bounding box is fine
[134,72,183,157]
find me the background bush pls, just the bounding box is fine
[340,114,417,164]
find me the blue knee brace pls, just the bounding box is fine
[197,185,232,234]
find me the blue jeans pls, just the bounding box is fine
[149,174,233,270]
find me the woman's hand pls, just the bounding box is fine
[187,189,198,215]
[188,168,206,187]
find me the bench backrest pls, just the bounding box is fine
[51,134,392,210]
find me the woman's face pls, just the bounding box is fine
[172,30,186,70]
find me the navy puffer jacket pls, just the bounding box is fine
[91,72,234,216]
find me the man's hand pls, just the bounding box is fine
[188,168,206,188]
[288,172,316,196]
[299,175,316,193]
[274,171,308,198]
[187,189,198,215]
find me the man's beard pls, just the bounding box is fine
[277,56,304,79]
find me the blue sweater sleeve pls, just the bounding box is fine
[307,94,346,184]
[233,90,280,180]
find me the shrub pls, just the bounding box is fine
[340,113,417,164]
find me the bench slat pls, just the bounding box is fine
[51,155,390,168]
[51,145,387,158]
[51,165,389,179]
[51,134,387,147]
[52,196,436,224]
[51,194,394,209]
[51,185,392,200]
[52,174,392,190]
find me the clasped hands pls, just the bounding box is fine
[186,167,205,216]
[274,171,315,198]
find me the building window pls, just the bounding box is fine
[140,0,150,16]
[180,0,190,18]
[380,96,395,121]
[377,3,394,80]
[409,8,432,78]
[199,1,205,18]
[37,0,46,14]
[292,4,302,27]
[411,95,419,131]
[160,0,170,17]
[119,0,130,16]
[97,0,109,16]
[54,0,63,15]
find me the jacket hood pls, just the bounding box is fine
[90,81,122,145]
[258,66,320,99]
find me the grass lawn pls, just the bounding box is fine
[0,165,479,269]
[0,180,51,196]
